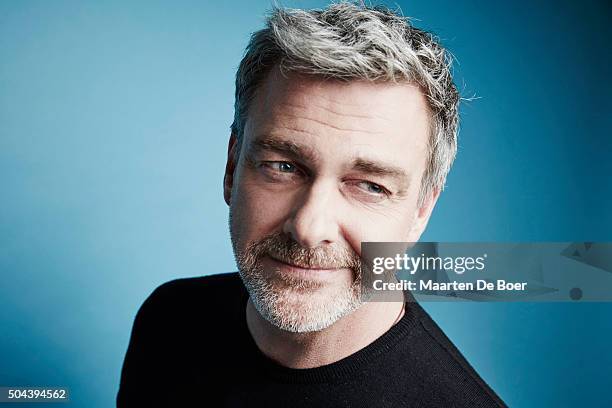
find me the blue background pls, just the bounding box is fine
[1,0,610,406]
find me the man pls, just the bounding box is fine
[118,3,506,407]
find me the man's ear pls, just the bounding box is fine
[408,187,440,241]
[223,134,239,206]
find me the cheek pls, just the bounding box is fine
[340,203,419,258]
[231,175,296,243]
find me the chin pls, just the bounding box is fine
[253,284,362,333]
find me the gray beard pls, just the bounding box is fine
[239,261,363,333]
[229,209,364,333]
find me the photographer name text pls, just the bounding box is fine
[372,279,527,292]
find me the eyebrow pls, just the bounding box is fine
[250,136,319,163]
[351,158,411,189]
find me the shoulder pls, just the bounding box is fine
[147,272,243,301]
[118,273,245,405]
[406,302,506,407]
[135,272,246,323]
[148,272,244,299]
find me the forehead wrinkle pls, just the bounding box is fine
[275,124,320,138]
[274,110,386,135]
[281,100,393,123]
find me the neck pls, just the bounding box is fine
[245,295,405,369]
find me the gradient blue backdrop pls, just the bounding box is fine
[1,1,610,406]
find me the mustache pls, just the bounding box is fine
[246,233,361,270]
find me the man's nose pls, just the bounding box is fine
[282,179,341,249]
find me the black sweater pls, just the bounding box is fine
[117,273,506,407]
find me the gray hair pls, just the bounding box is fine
[231,2,460,207]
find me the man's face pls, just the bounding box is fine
[225,68,437,333]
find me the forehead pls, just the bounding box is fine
[244,67,431,170]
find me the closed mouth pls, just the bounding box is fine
[266,254,341,271]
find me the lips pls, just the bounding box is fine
[263,255,349,285]
[266,254,342,271]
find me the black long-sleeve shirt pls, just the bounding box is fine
[117,272,506,407]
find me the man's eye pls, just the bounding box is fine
[265,161,297,173]
[257,161,304,181]
[358,181,388,195]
